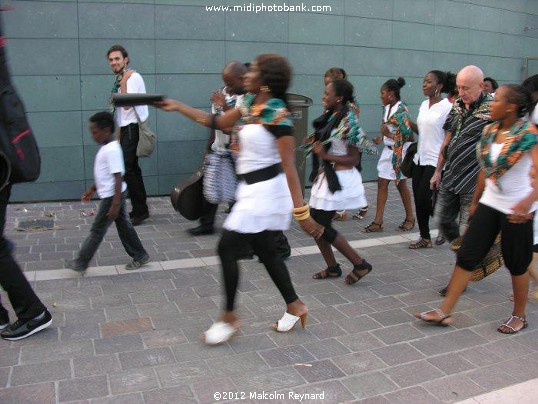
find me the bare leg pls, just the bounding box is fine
[315,237,337,268]
[332,234,363,266]
[220,311,240,328]
[373,178,389,224]
[286,298,308,318]
[396,179,415,223]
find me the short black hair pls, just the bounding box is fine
[502,84,534,118]
[484,77,498,91]
[330,80,355,104]
[89,111,115,133]
[382,77,406,100]
[107,44,128,60]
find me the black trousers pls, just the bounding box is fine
[310,208,338,243]
[0,185,46,321]
[200,197,218,227]
[457,203,533,276]
[218,230,298,311]
[120,123,148,217]
[412,164,436,240]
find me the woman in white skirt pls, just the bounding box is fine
[306,80,377,284]
[157,54,324,345]
[365,77,415,233]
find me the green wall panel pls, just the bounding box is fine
[3,0,537,201]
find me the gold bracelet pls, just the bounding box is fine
[294,211,310,221]
[293,204,309,215]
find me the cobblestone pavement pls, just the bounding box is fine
[1,183,537,403]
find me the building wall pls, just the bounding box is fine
[3,0,538,201]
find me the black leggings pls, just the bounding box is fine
[218,230,298,311]
[412,164,435,240]
[457,203,533,276]
[310,208,338,243]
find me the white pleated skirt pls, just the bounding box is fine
[309,168,367,211]
[224,173,292,233]
[377,142,412,180]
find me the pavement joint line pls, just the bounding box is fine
[26,229,440,282]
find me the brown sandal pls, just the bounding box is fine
[333,211,348,221]
[409,238,432,249]
[414,308,452,327]
[397,218,415,231]
[312,264,342,280]
[498,315,528,334]
[344,260,373,285]
[363,221,383,233]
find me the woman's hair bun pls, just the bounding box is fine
[396,77,406,88]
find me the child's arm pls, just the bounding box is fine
[107,173,122,221]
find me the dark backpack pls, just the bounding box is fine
[0,14,40,190]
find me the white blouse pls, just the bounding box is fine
[413,98,452,167]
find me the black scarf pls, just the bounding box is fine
[309,106,348,193]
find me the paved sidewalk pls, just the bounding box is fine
[0,183,537,403]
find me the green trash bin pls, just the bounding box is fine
[287,93,313,196]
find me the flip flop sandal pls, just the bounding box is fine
[273,312,308,332]
[414,308,452,326]
[312,264,342,279]
[344,260,373,285]
[397,219,415,231]
[435,234,446,245]
[364,222,383,233]
[498,315,528,334]
[409,238,432,249]
[352,206,368,220]
[202,322,238,345]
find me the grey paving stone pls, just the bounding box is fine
[369,283,409,297]
[91,294,133,309]
[11,359,71,386]
[109,367,159,395]
[74,355,122,378]
[382,386,439,404]
[104,306,140,322]
[162,290,198,305]
[341,371,399,399]
[307,321,348,340]
[330,348,383,377]
[423,373,486,402]
[335,302,376,317]
[118,347,176,370]
[458,345,504,367]
[20,340,94,364]
[467,364,519,391]
[294,359,345,383]
[154,360,213,386]
[501,352,538,382]
[0,347,21,367]
[383,359,444,387]
[230,334,277,354]
[411,329,487,356]
[191,377,238,403]
[483,338,534,359]
[143,385,197,403]
[94,335,144,355]
[369,308,414,327]
[267,328,319,347]
[364,296,404,311]
[372,343,425,366]
[54,297,92,313]
[337,332,385,352]
[0,382,56,404]
[308,306,348,322]
[335,315,383,334]
[141,329,187,348]
[303,338,351,360]
[233,366,306,391]
[63,285,103,299]
[60,324,100,341]
[64,310,106,326]
[427,353,476,375]
[171,341,234,363]
[513,329,538,350]
[259,345,315,368]
[91,393,145,404]
[59,375,109,402]
[371,323,425,345]
[315,292,349,306]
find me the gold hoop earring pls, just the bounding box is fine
[260,85,271,93]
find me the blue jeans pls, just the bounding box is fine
[75,191,147,268]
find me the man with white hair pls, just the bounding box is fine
[430,66,492,296]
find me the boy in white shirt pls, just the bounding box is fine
[69,112,149,273]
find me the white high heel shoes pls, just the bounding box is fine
[273,312,308,332]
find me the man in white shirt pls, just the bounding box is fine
[107,45,149,226]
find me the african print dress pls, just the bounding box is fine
[377,101,414,181]
[224,96,294,233]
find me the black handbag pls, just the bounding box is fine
[400,142,417,178]
[170,168,205,220]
